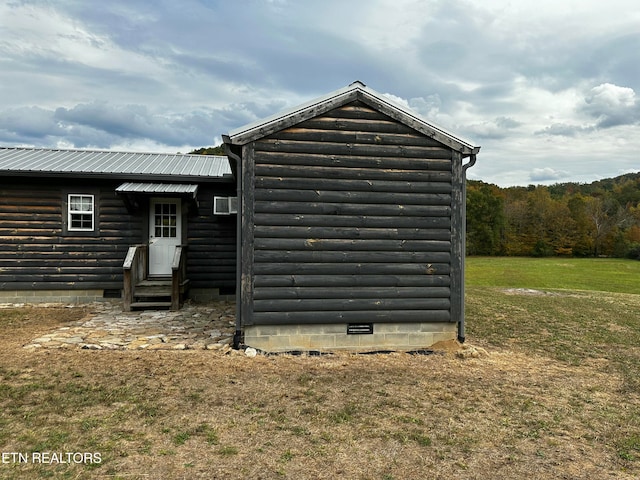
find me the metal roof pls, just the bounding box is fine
[0,147,232,180]
[225,80,480,156]
[115,182,199,197]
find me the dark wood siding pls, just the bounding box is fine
[246,101,455,325]
[0,179,238,293]
[0,179,141,290]
[187,183,236,291]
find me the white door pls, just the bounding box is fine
[149,198,182,276]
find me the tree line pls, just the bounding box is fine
[466,173,640,259]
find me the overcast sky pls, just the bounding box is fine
[1,0,639,186]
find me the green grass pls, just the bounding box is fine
[466,256,640,294]
[466,257,640,464]
[466,257,640,384]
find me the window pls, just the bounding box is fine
[154,202,177,238]
[214,196,238,215]
[68,194,94,231]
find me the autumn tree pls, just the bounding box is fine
[465,172,640,259]
[466,181,505,255]
[189,145,225,155]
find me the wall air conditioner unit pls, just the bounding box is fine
[214,196,238,215]
[228,196,238,214]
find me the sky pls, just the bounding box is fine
[1,0,639,186]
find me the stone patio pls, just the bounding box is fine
[22,300,236,351]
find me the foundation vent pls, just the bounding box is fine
[347,323,374,335]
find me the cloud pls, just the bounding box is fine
[466,116,522,139]
[535,123,594,137]
[0,98,297,150]
[52,102,221,147]
[535,82,640,137]
[581,83,640,128]
[529,168,570,183]
[0,107,64,141]
[407,95,442,117]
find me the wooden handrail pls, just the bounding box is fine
[123,244,147,311]
[171,245,188,310]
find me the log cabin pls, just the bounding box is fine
[0,148,236,309]
[0,81,479,352]
[224,81,480,352]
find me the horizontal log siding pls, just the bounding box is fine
[186,184,237,290]
[0,180,141,290]
[0,179,237,293]
[248,101,454,325]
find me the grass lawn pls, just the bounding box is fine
[467,256,640,387]
[466,256,640,294]
[465,256,640,477]
[0,257,639,479]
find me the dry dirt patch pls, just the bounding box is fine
[1,306,638,479]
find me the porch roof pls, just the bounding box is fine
[116,182,199,199]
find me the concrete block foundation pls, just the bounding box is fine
[244,322,458,353]
[0,289,109,305]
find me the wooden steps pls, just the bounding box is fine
[122,244,189,311]
[130,278,189,310]
[130,278,172,310]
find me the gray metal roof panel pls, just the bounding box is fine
[0,148,232,178]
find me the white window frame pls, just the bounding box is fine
[214,196,238,215]
[68,194,95,231]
